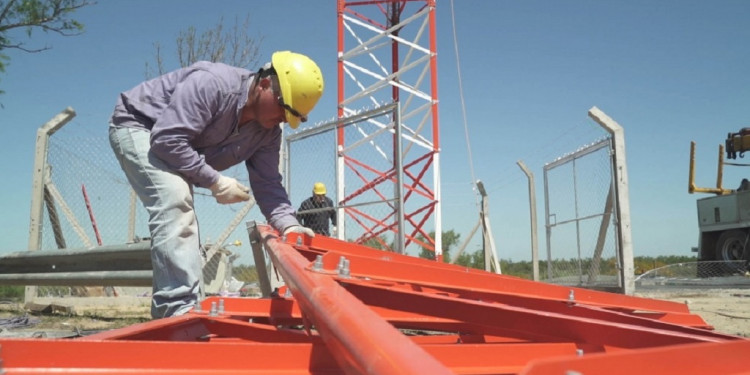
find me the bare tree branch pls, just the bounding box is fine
[0,0,93,35]
[0,0,94,100]
[146,13,263,79]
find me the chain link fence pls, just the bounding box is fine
[25,110,263,302]
[21,104,415,305]
[542,138,621,289]
[636,260,750,289]
[26,105,746,309]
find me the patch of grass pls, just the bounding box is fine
[0,286,24,300]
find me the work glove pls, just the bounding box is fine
[209,175,250,204]
[283,225,315,238]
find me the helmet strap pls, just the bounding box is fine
[258,63,277,79]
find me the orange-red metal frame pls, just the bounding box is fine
[0,224,747,374]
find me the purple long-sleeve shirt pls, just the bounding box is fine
[110,61,299,231]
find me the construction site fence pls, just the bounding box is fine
[542,137,622,290]
[15,107,674,305]
[24,109,262,302]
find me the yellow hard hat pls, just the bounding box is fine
[272,51,324,129]
[313,182,326,195]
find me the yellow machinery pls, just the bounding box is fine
[689,128,750,274]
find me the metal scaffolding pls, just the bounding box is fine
[336,0,442,258]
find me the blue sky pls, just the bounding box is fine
[1,1,749,263]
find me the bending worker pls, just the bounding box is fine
[297,182,337,236]
[108,51,323,319]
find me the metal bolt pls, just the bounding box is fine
[209,301,218,316]
[339,258,351,278]
[568,290,575,302]
[312,255,324,271]
[218,299,225,315]
[337,256,346,272]
[576,349,583,356]
[296,236,302,245]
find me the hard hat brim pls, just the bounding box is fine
[286,109,301,129]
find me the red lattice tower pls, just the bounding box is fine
[336,0,442,258]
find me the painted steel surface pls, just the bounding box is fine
[0,224,746,374]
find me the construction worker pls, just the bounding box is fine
[297,182,337,236]
[108,51,323,319]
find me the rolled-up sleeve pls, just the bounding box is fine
[150,71,222,188]
[246,131,299,232]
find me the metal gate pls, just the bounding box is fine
[542,107,634,293]
[543,137,621,290]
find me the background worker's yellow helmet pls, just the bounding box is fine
[313,182,327,195]
[272,51,324,129]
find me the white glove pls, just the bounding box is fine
[209,175,250,204]
[283,225,315,238]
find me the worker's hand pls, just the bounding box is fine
[209,175,250,204]
[283,225,315,238]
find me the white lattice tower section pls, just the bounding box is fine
[337,0,442,258]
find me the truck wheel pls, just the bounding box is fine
[715,229,748,274]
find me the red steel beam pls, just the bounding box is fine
[297,234,704,317]
[258,225,452,375]
[521,339,750,375]
[337,280,739,349]
[0,224,747,374]
[0,339,340,375]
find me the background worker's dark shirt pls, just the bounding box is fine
[297,196,336,236]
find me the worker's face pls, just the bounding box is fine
[255,76,287,129]
[314,193,326,202]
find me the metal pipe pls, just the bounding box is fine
[82,184,103,246]
[689,141,734,195]
[0,242,151,274]
[256,224,451,375]
[0,271,152,286]
[394,102,406,254]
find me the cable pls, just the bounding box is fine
[449,0,479,207]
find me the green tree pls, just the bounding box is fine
[453,248,487,270]
[360,235,394,251]
[146,14,263,78]
[417,230,460,261]
[0,0,94,95]
[232,264,258,283]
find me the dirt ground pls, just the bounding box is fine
[635,288,750,338]
[0,296,151,335]
[0,289,748,338]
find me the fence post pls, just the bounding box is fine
[517,160,540,281]
[588,106,635,295]
[27,108,76,302]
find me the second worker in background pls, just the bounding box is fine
[298,182,337,236]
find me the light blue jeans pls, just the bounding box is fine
[109,125,202,318]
